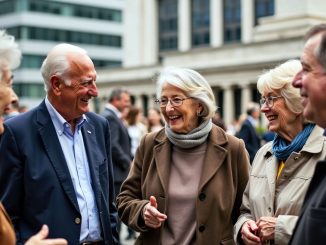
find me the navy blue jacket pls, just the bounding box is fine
[290,160,326,244]
[0,101,118,245]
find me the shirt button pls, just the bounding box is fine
[198,193,206,201]
[75,217,81,224]
[199,225,205,232]
[268,207,272,212]
[294,156,299,160]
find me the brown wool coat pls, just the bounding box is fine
[117,125,250,245]
[0,203,15,245]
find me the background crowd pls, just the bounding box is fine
[0,23,326,245]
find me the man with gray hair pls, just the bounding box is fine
[290,24,326,244]
[0,42,118,244]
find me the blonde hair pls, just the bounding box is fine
[257,60,303,114]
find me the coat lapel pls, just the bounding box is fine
[153,134,172,195]
[199,127,227,190]
[265,155,277,201]
[36,102,79,212]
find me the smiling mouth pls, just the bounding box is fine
[267,115,277,121]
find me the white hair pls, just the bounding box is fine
[156,67,216,120]
[257,59,303,114]
[0,30,21,79]
[41,43,88,92]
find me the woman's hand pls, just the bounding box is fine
[240,220,261,245]
[256,216,276,242]
[143,196,167,229]
[25,225,67,245]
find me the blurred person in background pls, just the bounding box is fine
[212,109,226,130]
[147,107,164,132]
[0,30,67,245]
[101,88,132,243]
[236,102,261,164]
[234,59,326,245]
[117,67,250,245]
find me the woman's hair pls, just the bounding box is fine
[156,67,216,120]
[257,59,303,114]
[0,30,21,80]
[41,43,87,92]
[126,106,140,126]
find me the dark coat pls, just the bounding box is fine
[0,101,118,245]
[236,119,261,163]
[117,125,250,245]
[101,107,132,184]
[290,160,326,245]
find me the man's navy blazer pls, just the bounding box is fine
[0,100,119,245]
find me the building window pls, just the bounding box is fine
[191,0,210,47]
[0,0,15,15]
[223,0,241,43]
[255,0,274,25]
[13,83,45,98]
[159,0,178,51]
[7,26,122,47]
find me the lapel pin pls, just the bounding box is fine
[87,130,92,134]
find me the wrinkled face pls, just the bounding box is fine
[292,33,326,128]
[160,83,202,134]
[52,54,98,122]
[260,90,299,136]
[0,69,17,134]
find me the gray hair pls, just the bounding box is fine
[108,87,130,102]
[41,43,88,92]
[156,67,216,120]
[0,30,21,79]
[257,59,303,114]
[304,24,326,71]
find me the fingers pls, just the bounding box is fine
[43,238,68,245]
[241,221,261,245]
[143,196,167,229]
[35,225,49,240]
[149,195,157,208]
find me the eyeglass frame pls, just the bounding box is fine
[259,96,283,108]
[155,97,192,107]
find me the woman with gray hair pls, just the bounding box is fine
[117,67,250,244]
[234,59,326,245]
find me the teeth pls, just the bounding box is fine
[169,115,178,119]
[267,115,276,121]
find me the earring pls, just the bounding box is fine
[197,111,201,116]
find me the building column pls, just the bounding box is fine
[241,0,254,43]
[223,85,234,126]
[143,0,158,65]
[178,0,191,51]
[241,84,252,114]
[210,0,223,47]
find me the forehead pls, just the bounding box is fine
[161,83,186,95]
[67,53,96,78]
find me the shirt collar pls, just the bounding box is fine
[45,97,87,135]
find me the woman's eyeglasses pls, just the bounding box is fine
[259,96,283,108]
[155,97,192,107]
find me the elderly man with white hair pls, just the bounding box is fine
[0,40,118,245]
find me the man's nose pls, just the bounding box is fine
[292,70,303,88]
[88,82,98,97]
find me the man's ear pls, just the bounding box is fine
[50,75,62,96]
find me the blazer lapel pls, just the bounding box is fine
[37,101,79,212]
[81,121,101,206]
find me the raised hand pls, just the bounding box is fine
[143,196,167,229]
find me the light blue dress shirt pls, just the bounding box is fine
[45,98,101,242]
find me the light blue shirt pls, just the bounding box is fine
[45,98,101,242]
